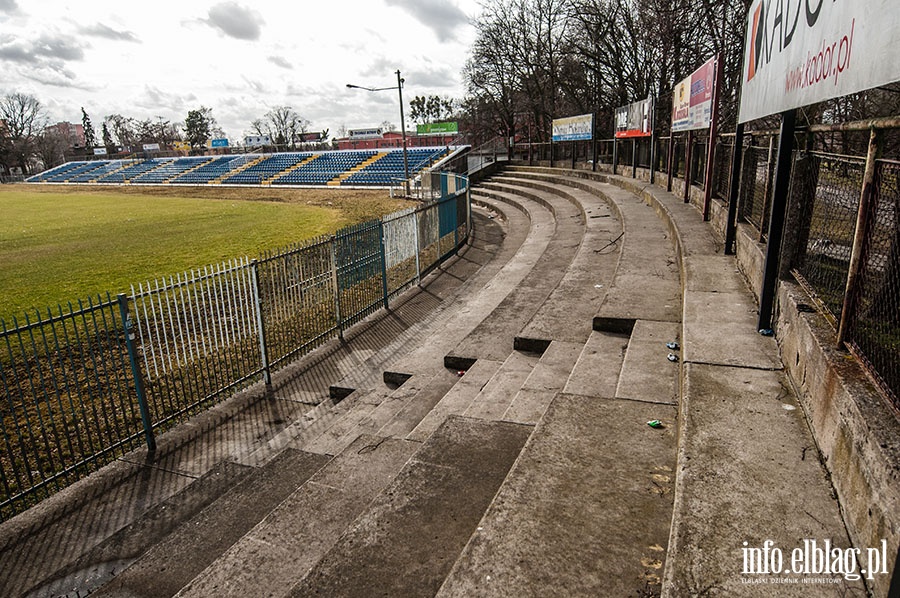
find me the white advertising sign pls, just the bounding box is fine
[551,114,593,142]
[93,147,108,155]
[142,143,160,152]
[739,0,900,123]
[348,127,384,140]
[671,56,717,132]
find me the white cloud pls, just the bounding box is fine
[0,1,480,139]
[79,23,140,43]
[267,55,292,70]
[385,0,469,43]
[204,2,264,41]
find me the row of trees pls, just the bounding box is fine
[459,0,750,147]
[0,94,328,175]
[459,0,900,152]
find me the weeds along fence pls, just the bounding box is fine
[0,173,470,520]
[512,121,899,415]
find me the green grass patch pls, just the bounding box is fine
[0,185,406,322]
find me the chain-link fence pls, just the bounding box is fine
[789,153,864,320]
[739,135,777,238]
[843,159,900,408]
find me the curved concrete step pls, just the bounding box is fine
[287,416,532,598]
[176,434,420,598]
[90,449,330,598]
[486,175,623,347]
[447,184,585,365]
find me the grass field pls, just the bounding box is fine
[0,184,408,322]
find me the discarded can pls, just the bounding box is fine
[647,420,664,429]
[457,370,466,377]
[666,341,679,350]
[667,353,678,362]
[758,328,774,337]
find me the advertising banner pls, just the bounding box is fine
[672,56,717,132]
[615,97,654,138]
[142,143,160,152]
[300,132,322,142]
[739,0,900,123]
[243,135,270,146]
[349,127,384,140]
[93,147,108,155]
[416,122,459,135]
[210,138,229,148]
[551,114,593,142]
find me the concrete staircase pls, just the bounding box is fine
[0,166,868,597]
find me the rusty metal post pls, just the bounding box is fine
[667,135,675,192]
[702,55,723,221]
[837,128,882,346]
[684,130,694,203]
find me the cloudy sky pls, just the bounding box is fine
[0,0,480,141]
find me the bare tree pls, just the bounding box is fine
[0,93,48,175]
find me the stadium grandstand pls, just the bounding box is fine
[26,146,464,187]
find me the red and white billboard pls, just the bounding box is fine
[739,0,900,123]
[615,98,653,139]
[672,56,717,132]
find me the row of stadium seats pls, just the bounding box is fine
[26,148,455,187]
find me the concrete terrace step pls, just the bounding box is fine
[20,460,254,598]
[510,166,863,596]
[91,448,330,598]
[563,329,629,398]
[303,369,460,455]
[175,434,420,598]
[506,169,682,328]
[502,340,584,425]
[408,358,504,442]
[437,393,678,598]
[448,184,585,364]
[288,416,532,598]
[463,350,542,422]
[491,174,623,346]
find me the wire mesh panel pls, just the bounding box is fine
[713,138,734,200]
[0,296,141,519]
[383,207,419,298]
[257,237,338,368]
[792,153,864,321]
[418,200,441,272]
[334,220,385,328]
[846,160,900,410]
[131,259,262,428]
[691,137,708,189]
[739,140,775,235]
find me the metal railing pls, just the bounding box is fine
[0,172,470,519]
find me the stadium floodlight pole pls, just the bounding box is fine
[346,69,410,196]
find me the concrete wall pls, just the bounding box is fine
[507,160,900,596]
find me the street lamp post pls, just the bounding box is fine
[346,69,410,196]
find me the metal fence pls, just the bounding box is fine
[0,173,470,519]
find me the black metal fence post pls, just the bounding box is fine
[117,293,156,452]
[249,260,271,386]
[757,109,797,332]
[725,123,745,254]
